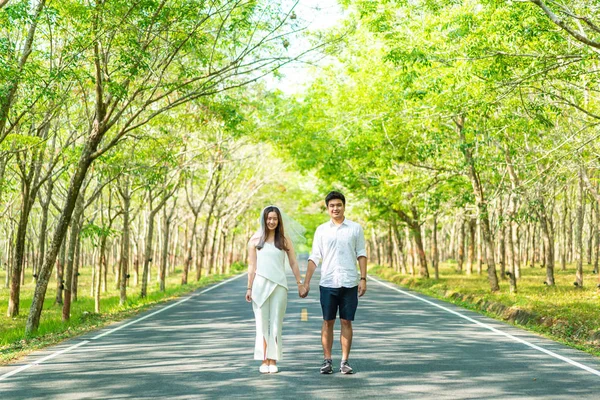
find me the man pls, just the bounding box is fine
[301,191,367,374]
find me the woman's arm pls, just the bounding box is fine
[285,238,304,291]
[246,241,257,302]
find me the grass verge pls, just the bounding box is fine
[369,262,600,357]
[0,263,246,365]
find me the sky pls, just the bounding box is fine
[264,0,346,94]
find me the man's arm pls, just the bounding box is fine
[356,224,367,297]
[303,226,322,298]
[301,259,317,298]
[358,256,367,297]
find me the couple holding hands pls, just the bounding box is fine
[245,191,367,374]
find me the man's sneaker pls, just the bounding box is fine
[340,360,354,374]
[320,359,333,374]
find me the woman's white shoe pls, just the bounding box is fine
[268,365,278,374]
[259,364,269,374]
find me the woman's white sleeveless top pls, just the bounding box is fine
[252,242,288,307]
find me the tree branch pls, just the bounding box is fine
[529,0,600,49]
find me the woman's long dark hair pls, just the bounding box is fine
[257,206,288,251]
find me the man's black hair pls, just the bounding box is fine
[325,191,345,206]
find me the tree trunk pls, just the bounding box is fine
[405,227,415,275]
[6,225,15,289]
[228,231,237,268]
[432,214,439,279]
[209,221,221,275]
[587,199,594,265]
[37,179,54,282]
[413,223,429,278]
[8,184,34,317]
[449,219,457,261]
[538,204,556,286]
[55,240,66,305]
[182,213,198,285]
[63,194,84,321]
[504,149,519,292]
[119,190,130,305]
[506,213,517,293]
[219,230,227,274]
[575,170,584,288]
[477,218,483,274]
[395,208,429,278]
[72,233,82,302]
[594,200,600,275]
[456,213,465,273]
[0,155,6,211]
[26,125,105,334]
[594,201,600,286]
[141,209,156,298]
[141,185,176,297]
[7,135,49,316]
[160,207,172,292]
[198,168,221,279]
[567,209,573,263]
[371,229,381,266]
[561,190,568,271]
[95,235,107,313]
[456,116,499,291]
[467,218,475,275]
[391,219,406,274]
[388,225,394,271]
[498,201,506,279]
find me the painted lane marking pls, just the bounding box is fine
[369,275,600,378]
[0,274,246,382]
[93,274,245,340]
[0,340,90,382]
[301,308,308,321]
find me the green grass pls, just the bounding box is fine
[369,262,600,357]
[0,262,247,364]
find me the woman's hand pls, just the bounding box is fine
[300,284,309,298]
[245,289,252,302]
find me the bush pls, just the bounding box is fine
[231,261,247,273]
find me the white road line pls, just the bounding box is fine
[0,340,90,381]
[91,275,242,340]
[369,275,600,378]
[0,274,245,382]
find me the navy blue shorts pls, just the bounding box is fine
[319,286,359,321]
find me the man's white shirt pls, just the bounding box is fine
[308,218,367,288]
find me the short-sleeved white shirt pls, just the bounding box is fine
[308,218,367,288]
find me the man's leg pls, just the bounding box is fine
[319,286,339,374]
[340,319,353,360]
[338,286,358,374]
[322,319,335,359]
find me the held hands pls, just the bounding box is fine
[299,283,309,298]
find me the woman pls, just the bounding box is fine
[246,206,305,374]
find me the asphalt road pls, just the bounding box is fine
[1,267,600,399]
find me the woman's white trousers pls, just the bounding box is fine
[252,285,287,360]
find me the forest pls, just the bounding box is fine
[1,0,600,354]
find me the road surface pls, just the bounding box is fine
[2,268,600,399]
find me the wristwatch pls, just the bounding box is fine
[360,277,366,281]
